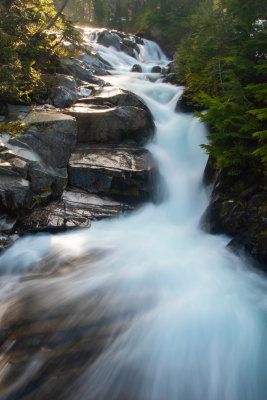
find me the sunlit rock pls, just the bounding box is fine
[67,104,154,145]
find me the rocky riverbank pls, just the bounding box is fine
[201,157,267,269]
[0,30,175,252]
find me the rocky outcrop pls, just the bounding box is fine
[0,31,158,250]
[201,159,267,268]
[0,87,156,249]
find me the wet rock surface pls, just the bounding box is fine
[17,187,132,233]
[68,146,159,202]
[50,74,80,108]
[131,64,142,72]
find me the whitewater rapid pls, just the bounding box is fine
[1,30,267,400]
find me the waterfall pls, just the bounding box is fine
[1,32,267,400]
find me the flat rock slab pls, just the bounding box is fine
[68,147,158,201]
[62,187,131,218]
[18,188,130,233]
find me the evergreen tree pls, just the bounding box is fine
[0,0,82,103]
[176,0,267,177]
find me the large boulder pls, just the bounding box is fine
[67,104,154,146]
[68,147,159,202]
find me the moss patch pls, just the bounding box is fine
[0,121,25,137]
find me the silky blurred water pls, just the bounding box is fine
[0,29,267,400]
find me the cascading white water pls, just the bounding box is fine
[1,32,267,400]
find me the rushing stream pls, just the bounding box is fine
[1,29,267,400]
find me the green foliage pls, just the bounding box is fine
[176,0,267,177]
[0,0,82,104]
[0,121,25,136]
